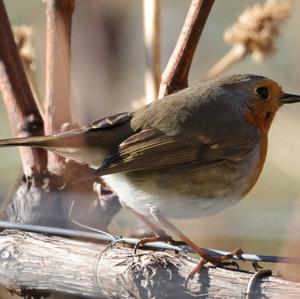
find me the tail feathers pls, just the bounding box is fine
[0,135,58,148]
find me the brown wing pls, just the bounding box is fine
[97,128,255,175]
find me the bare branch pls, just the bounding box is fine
[159,0,214,98]
[0,0,47,177]
[44,0,74,172]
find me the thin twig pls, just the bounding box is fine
[143,0,161,103]
[159,0,214,98]
[44,0,74,172]
[0,0,47,177]
[68,200,116,239]
[204,44,247,80]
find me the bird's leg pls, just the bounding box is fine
[125,206,174,254]
[151,210,243,278]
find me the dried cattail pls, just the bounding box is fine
[204,0,292,80]
[225,0,292,63]
[13,25,43,115]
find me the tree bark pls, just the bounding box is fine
[1,230,300,299]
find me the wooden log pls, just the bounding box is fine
[0,230,300,298]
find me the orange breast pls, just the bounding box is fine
[243,111,269,196]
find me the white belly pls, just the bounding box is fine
[103,172,240,219]
[50,147,106,168]
[102,146,259,219]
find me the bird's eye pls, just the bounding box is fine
[255,86,269,100]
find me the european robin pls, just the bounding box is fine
[1,74,300,274]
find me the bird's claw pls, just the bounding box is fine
[218,260,240,270]
[185,247,244,285]
[252,260,264,272]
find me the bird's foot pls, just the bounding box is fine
[187,247,244,281]
[252,260,264,272]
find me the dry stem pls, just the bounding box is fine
[44,0,74,172]
[143,0,161,104]
[0,0,47,177]
[159,0,215,98]
[204,44,247,80]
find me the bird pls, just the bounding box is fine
[0,74,299,275]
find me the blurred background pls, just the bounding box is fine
[1,0,300,293]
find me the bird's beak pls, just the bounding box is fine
[280,93,300,104]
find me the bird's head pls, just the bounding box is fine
[219,74,300,133]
